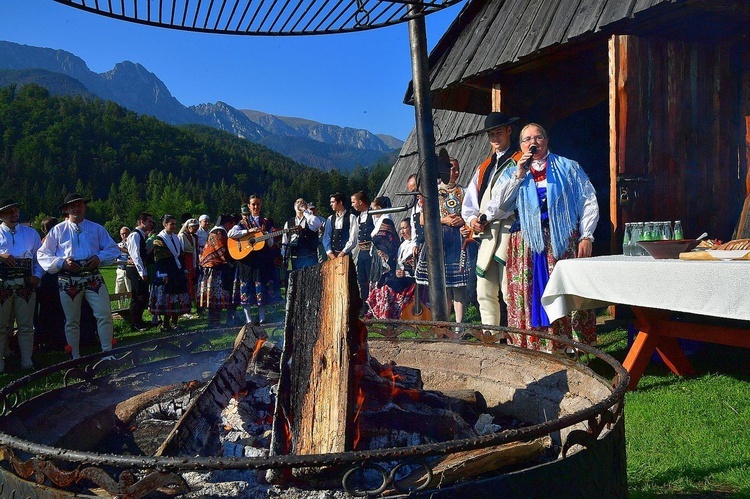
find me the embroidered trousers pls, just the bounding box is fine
[58,274,113,359]
[0,280,36,369]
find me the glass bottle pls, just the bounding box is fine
[631,222,642,255]
[673,220,684,240]
[622,223,631,256]
[663,221,673,240]
[652,222,663,241]
[642,222,653,242]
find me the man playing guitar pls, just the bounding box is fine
[228,195,279,325]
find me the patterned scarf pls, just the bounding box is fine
[502,153,589,259]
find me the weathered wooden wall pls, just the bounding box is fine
[610,34,746,250]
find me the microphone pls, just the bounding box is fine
[524,145,538,169]
[479,214,487,224]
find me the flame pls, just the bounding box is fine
[379,368,419,401]
[353,420,362,450]
[251,338,267,362]
[352,320,370,365]
[281,416,292,454]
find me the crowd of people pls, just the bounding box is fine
[0,113,600,373]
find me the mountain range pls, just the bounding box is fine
[0,40,403,171]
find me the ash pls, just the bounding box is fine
[218,375,276,457]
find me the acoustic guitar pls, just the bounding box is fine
[228,227,298,260]
[401,282,431,321]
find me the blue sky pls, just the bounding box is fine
[0,0,465,140]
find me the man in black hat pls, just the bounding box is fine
[0,199,44,371]
[461,112,521,329]
[37,193,120,359]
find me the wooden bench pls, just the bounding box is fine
[110,292,131,321]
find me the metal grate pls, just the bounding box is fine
[53,0,464,35]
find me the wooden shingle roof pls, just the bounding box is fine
[378,109,493,217]
[420,0,749,99]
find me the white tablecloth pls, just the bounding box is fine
[541,255,750,322]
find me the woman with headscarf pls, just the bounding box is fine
[148,214,191,331]
[178,218,200,309]
[489,123,599,352]
[199,214,237,328]
[366,205,417,320]
[367,197,400,288]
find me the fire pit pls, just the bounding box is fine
[0,261,628,498]
[0,324,627,498]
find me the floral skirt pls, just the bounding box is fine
[233,261,282,307]
[366,279,415,320]
[505,229,596,352]
[198,266,235,310]
[149,284,191,315]
[415,225,470,287]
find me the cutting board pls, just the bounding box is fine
[679,251,750,260]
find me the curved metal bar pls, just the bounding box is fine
[52,0,465,35]
[0,319,628,496]
[342,462,389,497]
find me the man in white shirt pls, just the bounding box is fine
[125,212,154,330]
[114,226,131,296]
[460,112,520,329]
[282,198,323,271]
[37,193,120,359]
[0,199,44,371]
[322,192,359,261]
[196,214,211,255]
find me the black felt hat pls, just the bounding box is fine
[58,193,90,211]
[0,199,20,213]
[477,112,519,134]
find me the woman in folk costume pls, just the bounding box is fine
[178,218,200,308]
[367,197,400,290]
[366,216,417,320]
[489,123,599,351]
[415,157,471,322]
[149,214,191,331]
[199,214,237,327]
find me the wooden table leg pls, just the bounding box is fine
[622,307,696,390]
[622,330,659,390]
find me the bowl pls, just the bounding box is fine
[636,239,700,259]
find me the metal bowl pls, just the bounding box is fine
[636,239,700,259]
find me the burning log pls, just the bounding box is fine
[270,257,362,458]
[155,324,271,457]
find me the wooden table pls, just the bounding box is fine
[541,256,750,390]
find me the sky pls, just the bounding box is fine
[0,0,466,141]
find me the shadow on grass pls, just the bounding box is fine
[586,320,750,390]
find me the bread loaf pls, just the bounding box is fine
[714,238,750,251]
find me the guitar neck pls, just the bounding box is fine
[250,227,292,243]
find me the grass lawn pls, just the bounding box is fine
[594,323,750,497]
[1,271,748,496]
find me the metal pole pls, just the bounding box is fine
[407,9,448,321]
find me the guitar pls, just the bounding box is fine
[401,282,431,321]
[228,227,299,260]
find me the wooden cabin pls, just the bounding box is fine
[381,0,750,253]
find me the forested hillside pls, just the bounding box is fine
[0,84,390,235]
